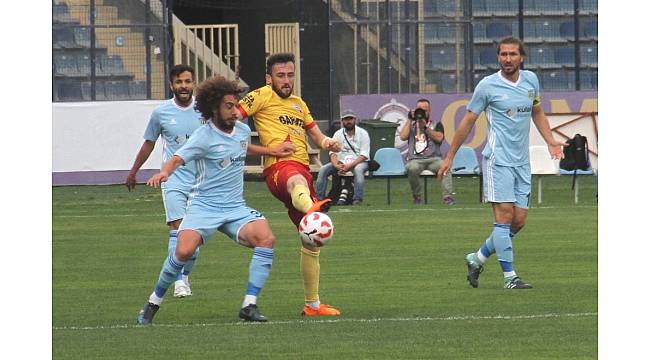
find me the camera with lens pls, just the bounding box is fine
[409,108,427,122]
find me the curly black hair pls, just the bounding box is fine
[194,76,242,120]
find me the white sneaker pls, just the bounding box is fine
[173,279,192,298]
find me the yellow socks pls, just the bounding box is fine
[290,184,313,213]
[300,247,320,303]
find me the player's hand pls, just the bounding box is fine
[270,142,296,157]
[548,139,568,160]
[325,138,342,152]
[146,172,169,188]
[125,172,137,192]
[437,158,452,178]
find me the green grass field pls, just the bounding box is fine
[52,175,597,359]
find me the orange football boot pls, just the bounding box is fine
[301,303,341,316]
[306,198,331,214]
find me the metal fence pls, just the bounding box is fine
[329,0,598,101]
[52,0,172,102]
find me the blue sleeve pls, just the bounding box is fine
[143,110,161,141]
[175,128,206,163]
[467,81,488,115]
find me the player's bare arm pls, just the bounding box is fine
[126,140,156,191]
[531,105,566,159]
[438,111,479,178]
[306,125,341,152]
[147,155,185,188]
[248,142,296,157]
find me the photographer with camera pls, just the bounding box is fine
[399,98,454,205]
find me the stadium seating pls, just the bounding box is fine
[372,147,406,205]
[431,46,456,70]
[559,21,575,40]
[438,26,457,43]
[73,27,91,48]
[578,70,593,90]
[479,48,498,68]
[528,47,554,68]
[436,0,456,16]
[538,0,560,15]
[129,80,148,99]
[523,20,537,41]
[580,46,597,66]
[440,73,464,93]
[472,22,487,42]
[486,0,518,16]
[53,54,78,76]
[523,0,540,15]
[558,0,575,14]
[579,0,598,14]
[541,70,570,90]
[452,145,483,203]
[529,145,560,204]
[105,80,130,101]
[555,47,576,66]
[53,3,75,23]
[536,20,561,41]
[98,55,126,76]
[471,0,487,16]
[583,21,597,39]
[53,28,77,49]
[486,22,512,40]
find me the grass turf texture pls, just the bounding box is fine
[53,175,597,359]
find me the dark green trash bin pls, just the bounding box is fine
[359,120,399,159]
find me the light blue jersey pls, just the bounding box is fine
[144,98,202,191]
[467,70,541,166]
[175,120,250,209]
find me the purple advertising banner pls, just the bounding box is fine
[340,91,597,156]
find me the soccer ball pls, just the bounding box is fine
[298,212,334,247]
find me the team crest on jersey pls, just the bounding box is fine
[219,158,231,169]
[507,108,516,117]
[528,90,535,100]
[174,135,188,144]
[240,140,248,150]
[292,103,302,113]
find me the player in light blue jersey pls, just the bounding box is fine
[438,37,566,289]
[137,76,295,324]
[126,65,202,298]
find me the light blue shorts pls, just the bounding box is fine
[482,157,531,209]
[178,200,266,244]
[162,188,190,223]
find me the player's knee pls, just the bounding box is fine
[253,233,275,248]
[175,245,197,262]
[511,221,525,235]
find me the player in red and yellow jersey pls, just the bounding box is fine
[237,52,342,316]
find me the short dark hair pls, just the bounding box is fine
[416,98,430,105]
[169,64,195,82]
[266,52,295,74]
[497,36,527,57]
[194,76,241,120]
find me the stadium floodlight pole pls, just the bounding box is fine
[145,0,152,99]
[90,0,96,100]
[574,0,581,90]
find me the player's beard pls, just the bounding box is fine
[500,62,519,77]
[272,82,293,99]
[173,88,193,104]
[215,115,236,132]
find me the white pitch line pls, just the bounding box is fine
[53,312,597,331]
[54,205,597,218]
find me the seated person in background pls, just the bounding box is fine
[316,109,370,205]
[399,98,455,205]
